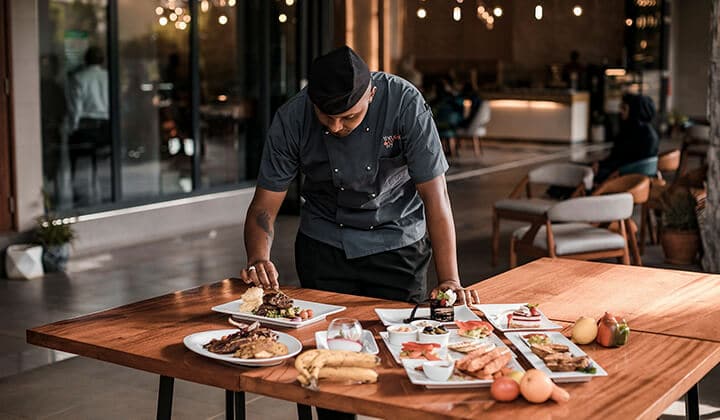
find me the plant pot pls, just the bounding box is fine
[5,244,44,279]
[591,124,606,143]
[660,229,700,265]
[43,243,71,272]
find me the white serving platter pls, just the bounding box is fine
[505,331,608,383]
[212,298,346,328]
[183,328,302,367]
[379,329,511,364]
[472,303,563,332]
[374,305,481,327]
[401,356,525,389]
[315,330,380,355]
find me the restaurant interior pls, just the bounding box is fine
[0,0,718,419]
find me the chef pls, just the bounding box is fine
[241,45,480,308]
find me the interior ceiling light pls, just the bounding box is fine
[453,6,462,21]
[200,0,209,12]
[278,13,288,23]
[625,18,633,26]
[477,5,485,14]
[228,0,236,6]
[155,6,164,15]
[159,16,168,26]
[169,13,177,21]
[534,4,543,20]
[493,7,503,17]
[218,14,228,25]
[285,0,295,5]
[573,5,582,16]
[417,8,427,19]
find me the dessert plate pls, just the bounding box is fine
[472,303,562,332]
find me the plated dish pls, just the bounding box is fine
[212,294,346,328]
[472,303,563,332]
[505,331,608,383]
[315,330,380,355]
[379,329,510,364]
[183,328,302,367]
[401,355,525,389]
[374,305,481,326]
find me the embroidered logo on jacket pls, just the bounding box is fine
[382,134,401,149]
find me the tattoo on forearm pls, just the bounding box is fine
[256,210,274,241]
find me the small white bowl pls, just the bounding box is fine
[410,319,443,329]
[423,360,455,381]
[327,337,363,352]
[387,324,418,346]
[417,327,450,347]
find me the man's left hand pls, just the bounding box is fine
[430,280,480,305]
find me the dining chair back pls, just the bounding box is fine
[679,123,710,175]
[618,156,659,177]
[527,163,595,191]
[509,193,633,268]
[657,149,681,177]
[454,101,491,157]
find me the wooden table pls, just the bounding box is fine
[27,260,720,419]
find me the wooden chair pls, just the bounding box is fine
[592,174,650,265]
[492,163,594,266]
[455,101,490,157]
[678,124,710,176]
[642,148,681,247]
[509,193,634,268]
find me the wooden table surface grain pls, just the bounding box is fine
[26,260,720,419]
[472,258,720,343]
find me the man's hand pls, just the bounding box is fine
[240,260,279,289]
[430,280,480,306]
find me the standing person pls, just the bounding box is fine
[240,46,479,419]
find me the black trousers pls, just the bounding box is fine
[294,232,432,420]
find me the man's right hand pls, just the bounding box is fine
[240,260,279,289]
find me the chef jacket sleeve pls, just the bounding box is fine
[401,99,449,184]
[256,111,301,192]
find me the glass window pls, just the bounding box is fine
[39,0,111,211]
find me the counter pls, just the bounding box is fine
[481,90,590,143]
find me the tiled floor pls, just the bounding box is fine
[1,139,717,419]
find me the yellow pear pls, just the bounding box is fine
[571,316,598,345]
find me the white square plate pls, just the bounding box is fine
[374,305,481,327]
[505,331,608,383]
[379,330,512,364]
[183,329,303,367]
[401,356,525,389]
[472,303,563,332]
[315,330,379,355]
[212,298,346,328]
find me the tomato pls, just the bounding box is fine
[305,309,314,319]
[490,377,520,402]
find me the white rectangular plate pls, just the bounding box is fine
[379,330,512,364]
[401,356,525,389]
[505,331,608,383]
[472,303,563,332]
[315,330,379,355]
[212,298,346,328]
[374,305,481,327]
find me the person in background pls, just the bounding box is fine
[594,93,659,184]
[396,54,423,89]
[562,50,585,90]
[240,46,480,419]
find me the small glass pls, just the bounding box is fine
[327,318,363,352]
[430,300,454,322]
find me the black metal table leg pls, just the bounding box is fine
[297,403,313,420]
[226,390,245,420]
[157,375,174,420]
[685,383,700,420]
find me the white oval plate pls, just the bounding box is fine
[183,329,302,367]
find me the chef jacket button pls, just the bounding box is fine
[339,223,344,228]
[369,225,374,230]
[324,131,329,135]
[333,168,339,173]
[369,193,376,198]
[365,127,370,132]
[365,165,372,171]
[340,186,345,191]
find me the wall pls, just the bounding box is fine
[670,0,710,119]
[402,0,624,81]
[10,0,44,231]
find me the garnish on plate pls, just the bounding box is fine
[399,342,441,360]
[455,320,494,339]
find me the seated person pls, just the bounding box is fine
[595,93,659,184]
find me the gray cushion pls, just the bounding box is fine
[548,193,633,222]
[494,198,556,214]
[527,163,594,190]
[513,223,627,255]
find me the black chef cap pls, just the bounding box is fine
[307,46,371,115]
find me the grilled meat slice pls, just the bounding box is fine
[203,328,278,354]
[263,291,293,309]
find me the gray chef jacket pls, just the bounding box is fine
[257,72,448,258]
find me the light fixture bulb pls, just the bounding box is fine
[535,5,543,20]
[278,13,288,23]
[493,7,503,17]
[286,0,295,5]
[453,6,462,21]
[174,7,183,15]
[625,18,633,26]
[218,15,228,25]
[417,8,427,19]
[159,17,168,26]
[573,5,582,16]
[155,6,164,16]
[200,0,209,12]
[228,0,236,6]
[169,13,177,21]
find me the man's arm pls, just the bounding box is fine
[241,187,287,289]
[416,175,480,305]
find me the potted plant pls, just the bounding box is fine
[660,186,700,265]
[35,215,76,272]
